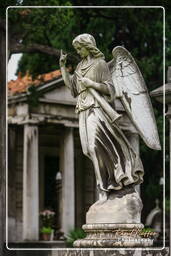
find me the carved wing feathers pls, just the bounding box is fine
[109,46,161,150]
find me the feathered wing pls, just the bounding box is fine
[108,46,161,150]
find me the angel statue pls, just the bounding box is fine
[59,33,161,203]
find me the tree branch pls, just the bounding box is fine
[10,43,79,63]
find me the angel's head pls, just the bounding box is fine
[72,33,104,59]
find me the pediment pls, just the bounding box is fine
[8,77,77,106]
[38,78,77,106]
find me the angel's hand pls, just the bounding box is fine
[59,49,67,67]
[78,77,93,88]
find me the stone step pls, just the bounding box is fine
[3,247,169,256]
[4,241,66,256]
[8,241,66,249]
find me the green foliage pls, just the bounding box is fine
[17,53,58,77]
[8,3,74,75]
[141,228,155,232]
[8,3,73,46]
[27,85,42,107]
[140,228,157,238]
[66,228,86,247]
[143,179,161,201]
[40,226,53,234]
[165,198,170,214]
[8,5,168,90]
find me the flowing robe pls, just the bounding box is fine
[70,57,144,191]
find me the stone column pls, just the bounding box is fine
[23,124,39,240]
[61,127,75,235]
[8,126,17,242]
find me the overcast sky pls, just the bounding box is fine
[8,53,22,81]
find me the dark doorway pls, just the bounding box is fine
[44,156,59,213]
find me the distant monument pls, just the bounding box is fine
[60,34,161,247]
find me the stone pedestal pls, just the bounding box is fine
[86,187,142,224]
[74,187,156,248]
[74,223,154,248]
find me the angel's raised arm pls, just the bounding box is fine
[59,50,72,89]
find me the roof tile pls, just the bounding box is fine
[8,69,62,96]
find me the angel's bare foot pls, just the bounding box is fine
[99,190,108,201]
[93,190,108,206]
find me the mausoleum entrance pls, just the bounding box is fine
[8,121,96,243]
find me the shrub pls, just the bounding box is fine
[66,228,86,247]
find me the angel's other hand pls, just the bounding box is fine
[59,49,67,67]
[79,77,93,88]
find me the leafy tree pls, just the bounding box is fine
[11,5,168,90]
[5,1,171,83]
[7,2,75,55]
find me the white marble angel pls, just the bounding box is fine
[59,33,160,201]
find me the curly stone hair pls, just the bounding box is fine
[72,33,105,59]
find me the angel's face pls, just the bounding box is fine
[74,43,89,58]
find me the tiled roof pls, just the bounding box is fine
[8,69,62,96]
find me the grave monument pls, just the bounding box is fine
[59,33,161,247]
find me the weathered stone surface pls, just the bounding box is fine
[73,223,156,248]
[60,33,145,197]
[51,248,169,256]
[3,247,170,256]
[86,187,143,224]
[74,186,145,248]
[74,184,145,248]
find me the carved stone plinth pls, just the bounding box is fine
[74,187,156,248]
[86,187,142,224]
[73,223,155,248]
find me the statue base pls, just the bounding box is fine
[73,223,155,248]
[74,187,156,248]
[86,186,142,224]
